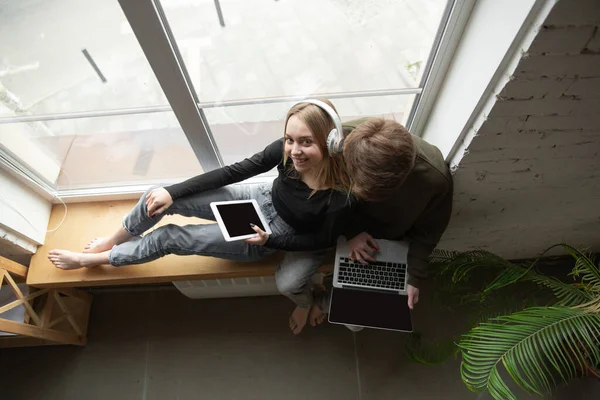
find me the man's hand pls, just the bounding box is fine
[407,284,419,310]
[146,188,174,217]
[244,224,269,246]
[348,232,379,264]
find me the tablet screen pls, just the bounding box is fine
[215,202,267,238]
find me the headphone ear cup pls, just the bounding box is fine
[326,129,340,155]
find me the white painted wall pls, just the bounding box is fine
[421,0,538,157]
[440,0,600,258]
[0,170,51,246]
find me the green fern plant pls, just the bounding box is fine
[428,244,600,400]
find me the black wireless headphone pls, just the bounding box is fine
[291,99,345,155]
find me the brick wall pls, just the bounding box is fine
[440,0,600,258]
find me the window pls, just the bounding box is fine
[0,0,452,196]
[165,0,443,100]
[205,95,416,169]
[0,0,168,115]
[0,0,197,190]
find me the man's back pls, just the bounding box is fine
[358,134,452,239]
[342,118,453,287]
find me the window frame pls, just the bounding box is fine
[0,0,470,202]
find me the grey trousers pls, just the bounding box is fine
[276,249,328,308]
[109,183,325,308]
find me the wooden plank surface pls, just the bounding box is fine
[0,255,28,278]
[0,318,82,345]
[28,200,333,288]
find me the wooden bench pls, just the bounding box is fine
[0,256,92,348]
[28,200,333,288]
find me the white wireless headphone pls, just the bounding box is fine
[291,99,345,155]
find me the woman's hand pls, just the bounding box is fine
[145,188,174,217]
[244,223,269,246]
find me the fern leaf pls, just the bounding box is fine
[458,306,600,400]
[528,274,594,307]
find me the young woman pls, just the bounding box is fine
[48,99,356,334]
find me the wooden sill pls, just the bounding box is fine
[28,201,332,288]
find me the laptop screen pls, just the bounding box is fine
[328,288,413,332]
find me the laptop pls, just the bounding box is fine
[328,236,413,332]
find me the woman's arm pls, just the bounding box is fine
[165,139,284,200]
[262,205,355,251]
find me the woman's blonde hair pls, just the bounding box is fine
[283,98,351,196]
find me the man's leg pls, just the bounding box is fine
[276,249,327,335]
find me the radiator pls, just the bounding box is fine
[173,273,324,299]
[173,276,279,299]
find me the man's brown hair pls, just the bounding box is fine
[343,118,416,202]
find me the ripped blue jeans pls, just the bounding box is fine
[109,183,324,307]
[109,183,290,266]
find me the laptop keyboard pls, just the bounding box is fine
[337,257,407,291]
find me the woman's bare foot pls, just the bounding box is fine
[83,237,114,253]
[289,306,310,335]
[48,250,84,270]
[48,249,110,269]
[83,227,133,253]
[309,304,326,327]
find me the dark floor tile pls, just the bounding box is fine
[0,291,154,400]
[354,279,475,400]
[145,292,359,400]
[354,327,474,400]
[474,364,600,400]
[0,345,78,400]
[551,378,600,400]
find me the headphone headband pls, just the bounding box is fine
[291,99,345,155]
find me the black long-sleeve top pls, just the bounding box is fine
[165,139,359,251]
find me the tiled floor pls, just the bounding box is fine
[1,285,598,400]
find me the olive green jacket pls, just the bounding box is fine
[342,119,453,288]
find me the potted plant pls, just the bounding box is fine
[407,244,600,400]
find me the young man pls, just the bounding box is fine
[341,117,453,310]
[306,117,453,327]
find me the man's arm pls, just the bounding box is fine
[340,204,380,264]
[405,177,453,288]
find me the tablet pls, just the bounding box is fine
[210,200,272,242]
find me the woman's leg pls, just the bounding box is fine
[275,249,328,334]
[109,222,273,266]
[50,222,275,269]
[83,183,262,254]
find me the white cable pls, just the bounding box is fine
[46,194,68,233]
[45,167,71,233]
[0,193,67,234]
[0,194,45,233]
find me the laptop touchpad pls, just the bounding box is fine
[329,288,413,332]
